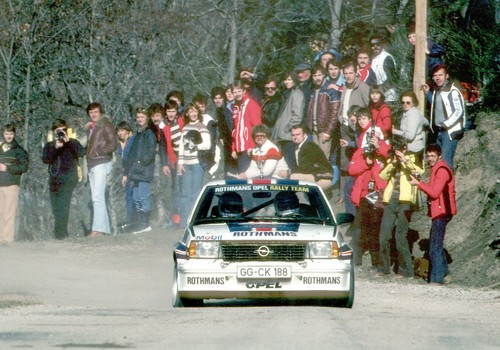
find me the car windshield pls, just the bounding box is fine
[193,183,335,226]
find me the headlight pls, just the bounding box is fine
[188,241,220,258]
[308,241,339,258]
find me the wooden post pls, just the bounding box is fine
[413,0,427,113]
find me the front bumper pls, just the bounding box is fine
[175,259,353,300]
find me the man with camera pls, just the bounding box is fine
[409,144,456,284]
[348,108,389,267]
[43,119,85,239]
[377,135,424,278]
[0,124,28,244]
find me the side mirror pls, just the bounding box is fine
[336,213,354,225]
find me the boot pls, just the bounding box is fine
[370,250,380,268]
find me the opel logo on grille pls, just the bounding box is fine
[256,245,273,257]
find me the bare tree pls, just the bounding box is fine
[328,0,343,48]
[0,0,23,123]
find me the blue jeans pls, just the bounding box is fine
[179,163,205,226]
[169,163,181,221]
[132,181,151,213]
[429,215,452,283]
[343,175,356,216]
[436,130,458,171]
[236,151,251,173]
[125,181,135,224]
[88,162,113,234]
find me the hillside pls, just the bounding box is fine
[410,111,499,288]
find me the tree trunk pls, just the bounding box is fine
[23,61,31,150]
[5,65,12,122]
[328,0,343,49]
[370,0,378,24]
[225,0,239,85]
[413,0,427,113]
[397,0,410,17]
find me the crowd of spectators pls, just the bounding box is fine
[0,28,465,285]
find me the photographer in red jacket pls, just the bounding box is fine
[348,108,389,267]
[409,144,456,284]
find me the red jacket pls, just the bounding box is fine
[348,123,389,206]
[371,102,392,139]
[162,116,184,166]
[418,159,456,218]
[232,93,262,152]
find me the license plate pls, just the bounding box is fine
[237,266,291,279]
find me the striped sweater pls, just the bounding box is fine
[178,122,211,165]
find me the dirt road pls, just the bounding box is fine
[1,229,499,349]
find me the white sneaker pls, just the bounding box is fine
[133,226,152,234]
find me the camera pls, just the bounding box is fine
[413,173,421,181]
[363,143,376,156]
[388,135,408,160]
[55,130,66,142]
[363,127,376,156]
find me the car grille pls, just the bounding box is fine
[221,243,306,262]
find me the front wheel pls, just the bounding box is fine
[323,265,355,308]
[172,265,182,307]
[339,264,355,308]
[180,298,204,307]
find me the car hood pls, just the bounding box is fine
[191,222,337,241]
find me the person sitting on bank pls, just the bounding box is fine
[289,124,333,195]
[235,124,288,180]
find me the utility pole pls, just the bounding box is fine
[413,0,427,113]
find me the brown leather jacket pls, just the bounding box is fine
[85,115,117,169]
[306,87,339,136]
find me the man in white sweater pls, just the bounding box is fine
[236,124,288,180]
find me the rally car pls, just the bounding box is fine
[172,179,355,308]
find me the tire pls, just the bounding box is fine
[172,265,183,307]
[324,265,355,308]
[180,298,204,307]
[340,264,355,308]
[172,265,204,308]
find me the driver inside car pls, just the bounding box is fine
[218,191,244,218]
[274,191,300,216]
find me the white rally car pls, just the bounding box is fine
[172,179,355,307]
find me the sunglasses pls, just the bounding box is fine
[402,101,412,105]
[265,87,277,91]
[254,134,267,138]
